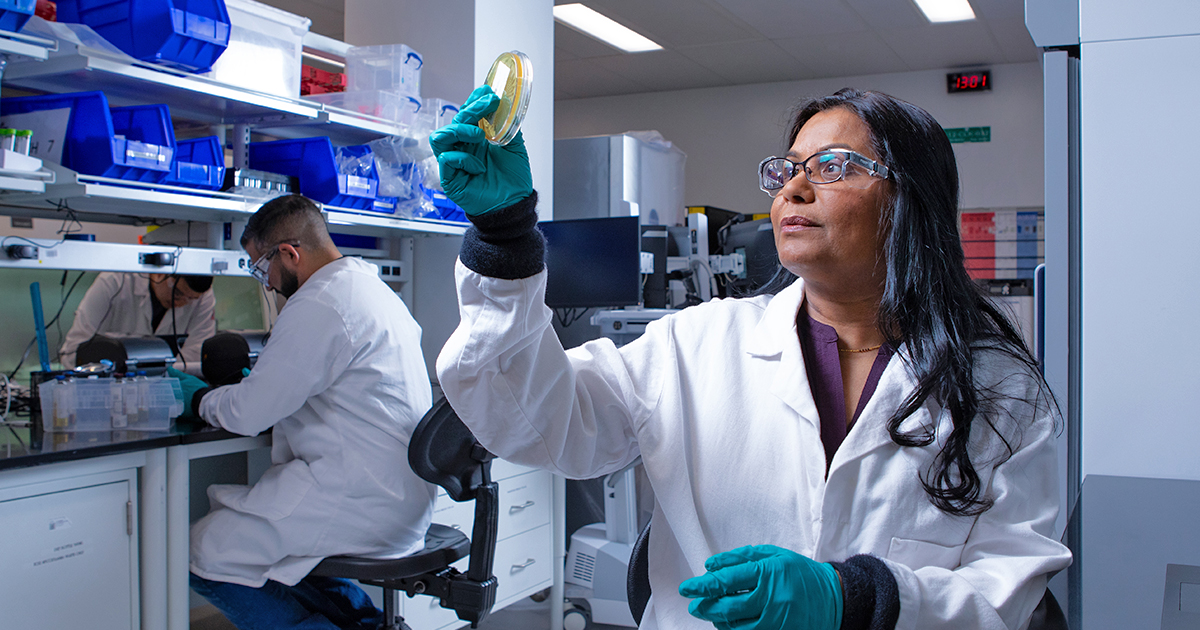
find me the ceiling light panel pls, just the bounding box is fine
[912,0,976,23]
[553,4,663,53]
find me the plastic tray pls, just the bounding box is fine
[204,0,310,98]
[249,137,379,211]
[55,0,230,72]
[38,377,180,432]
[1,91,176,183]
[0,0,35,33]
[304,90,422,126]
[165,136,226,190]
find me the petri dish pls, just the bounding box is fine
[479,51,533,146]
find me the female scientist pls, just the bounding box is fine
[430,86,1070,630]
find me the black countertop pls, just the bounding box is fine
[0,417,266,472]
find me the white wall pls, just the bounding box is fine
[556,62,1045,217]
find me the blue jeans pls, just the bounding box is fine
[190,572,384,630]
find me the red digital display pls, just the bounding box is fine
[947,70,991,93]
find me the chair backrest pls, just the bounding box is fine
[408,397,500,587]
[409,397,495,501]
[624,520,1069,630]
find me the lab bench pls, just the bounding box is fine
[0,422,559,630]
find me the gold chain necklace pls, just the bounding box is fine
[838,344,882,354]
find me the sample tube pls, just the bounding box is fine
[0,128,15,152]
[110,375,128,429]
[14,129,31,155]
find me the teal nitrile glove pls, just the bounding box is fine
[678,545,843,630]
[166,367,208,418]
[428,85,533,215]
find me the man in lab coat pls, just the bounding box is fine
[58,272,215,374]
[185,194,434,630]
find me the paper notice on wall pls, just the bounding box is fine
[1,108,71,165]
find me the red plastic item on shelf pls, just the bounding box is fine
[34,0,54,21]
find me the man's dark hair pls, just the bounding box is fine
[240,194,334,252]
[179,275,213,293]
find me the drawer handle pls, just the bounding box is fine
[509,500,535,513]
[511,558,536,572]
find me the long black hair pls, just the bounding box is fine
[761,88,1050,516]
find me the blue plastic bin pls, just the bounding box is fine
[0,0,35,33]
[1,92,176,183]
[424,186,467,223]
[165,136,225,190]
[56,0,230,72]
[249,137,379,211]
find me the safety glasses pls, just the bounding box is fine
[758,149,892,197]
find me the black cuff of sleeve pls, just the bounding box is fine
[191,387,212,418]
[460,191,545,279]
[830,554,901,630]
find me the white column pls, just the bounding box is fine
[166,445,190,630]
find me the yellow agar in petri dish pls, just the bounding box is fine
[479,51,533,146]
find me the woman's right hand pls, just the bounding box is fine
[428,85,534,216]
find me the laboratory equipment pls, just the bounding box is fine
[537,216,642,309]
[553,133,686,228]
[564,460,642,628]
[201,331,269,387]
[74,334,177,376]
[480,51,533,146]
[29,281,51,373]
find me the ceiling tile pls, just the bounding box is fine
[986,18,1040,63]
[586,0,761,48]
[842,0,927,31]
[591,49,730,92]
[710,0,872,40]
[555,58,654,99]
[555,22,626,59]
[678,39,819,85]
[970,0,1026,22]
[876,21,1005,70]
[774,30,911,79]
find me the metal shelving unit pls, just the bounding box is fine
[0,29,466,241]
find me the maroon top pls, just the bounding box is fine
[796,308,894,470]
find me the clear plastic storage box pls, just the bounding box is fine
[39,376,182,432]
[346,43,422,98]
[203,0,311,99]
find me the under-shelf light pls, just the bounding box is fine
[553,4,662,53]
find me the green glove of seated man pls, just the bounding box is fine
[167,366,251,420]
[166,367,208,419]
[679,544,843,630]
[428,85,534,216]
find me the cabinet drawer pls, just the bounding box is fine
[498,470,552,540]
[491,458,536,482]
[494,523,553,604]
[401,583,466,630]
[431,494,475,535]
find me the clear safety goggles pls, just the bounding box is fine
[247,242,296,287]
[758,149,892,197]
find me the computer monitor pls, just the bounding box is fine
[538,216,642,309]
[721,218,778,294]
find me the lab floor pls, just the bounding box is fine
[190,595,631,630]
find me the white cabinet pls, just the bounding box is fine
[0,468,140,630]
[400,462,555,630]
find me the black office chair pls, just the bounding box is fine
[310,398,500,629]
[625,522,1068,630]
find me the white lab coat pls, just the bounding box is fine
[437,261,1072,630]
[191,257,435,588]
[58,272,216,375]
